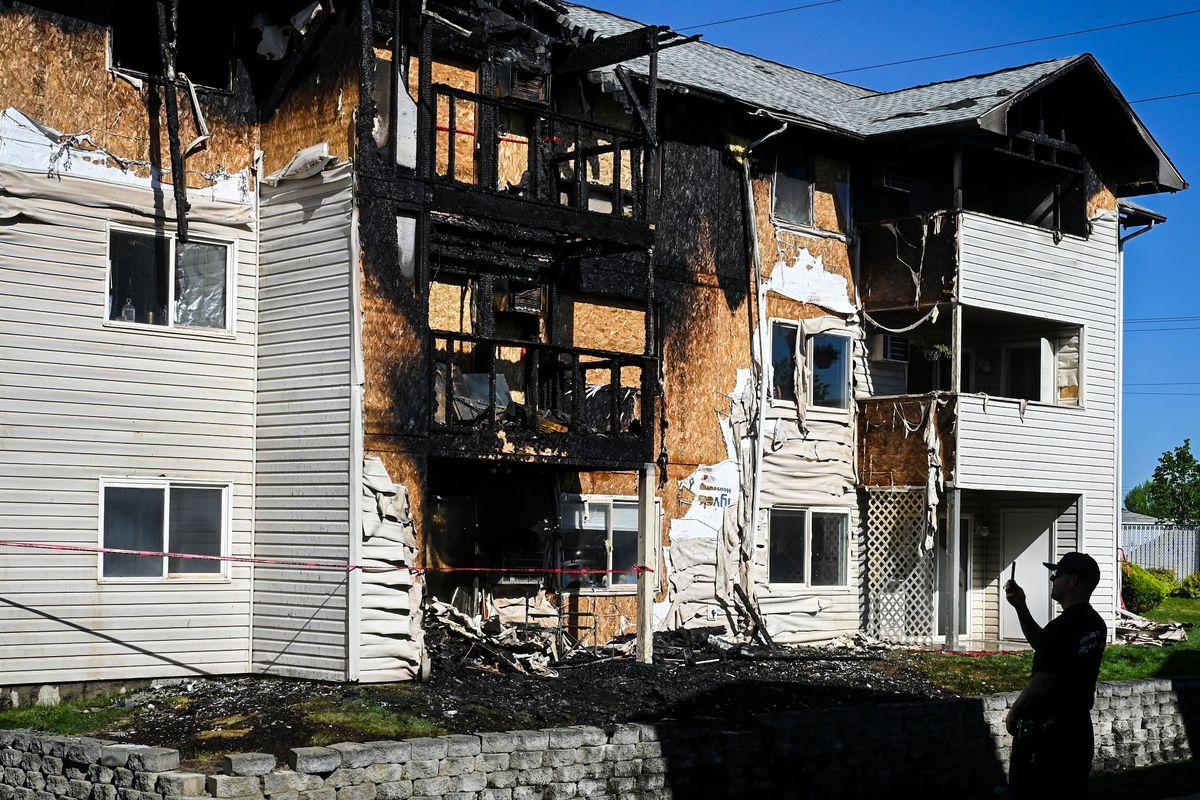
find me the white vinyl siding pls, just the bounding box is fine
[254,166,356,681]
[956,210,1119,626]
[0,190,256,684]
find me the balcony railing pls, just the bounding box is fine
[425,84,650,221]
[430,331,652,453]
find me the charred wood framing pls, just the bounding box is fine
[155,0,188,242]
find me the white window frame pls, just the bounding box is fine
[97,477,232,583]
[104,222,237,337]
[770,155,815,231]
[807,330,853,413]
[766,506,851,589]
[560,494,661,594]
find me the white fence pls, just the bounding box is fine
[1121,524,1200,580]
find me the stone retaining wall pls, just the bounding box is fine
[1,678,1196,800]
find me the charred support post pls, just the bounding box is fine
[636,461,656,664]
[947,486,962,650]
[155,0,188,242]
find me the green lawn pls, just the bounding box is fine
[895,597,1200,695]
[0,695,129,735]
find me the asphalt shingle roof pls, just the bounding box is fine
[563,4,1082,139]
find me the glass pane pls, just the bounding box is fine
[771,323,798,403]
[810,513,848,586]
[103,487,164,577]
[811,334,849,409]
[561,502,607,589]
[109,231,169,326]
[168,487,224,574]
[769,509,806,583]
[611,528,638,587]
[176,241,228,329]
[773,166,812,226]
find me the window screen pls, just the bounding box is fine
[168,487,224,574]
[103,487,165,577]
[768,508,806,584]
[176,241,227,328]
[773,161,813,227]
[810,512,848,586]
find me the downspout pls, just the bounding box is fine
[1114,219,1155,635]
[739,118,787,601]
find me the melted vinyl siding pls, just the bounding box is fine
[0,197,255,685]
[957,211,1119,628]
[254,168,355,681]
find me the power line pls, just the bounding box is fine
[677,0,844,32]
[1125,381,1200,386]
[1126,315,1200,323]
[821,8,1200,76]
[1125,326,1200,332]
[1131,89,1200,104]
[1125,391,1200,396]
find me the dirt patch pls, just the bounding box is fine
[91,627,952,771]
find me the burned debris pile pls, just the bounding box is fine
[1116,608,1190,646]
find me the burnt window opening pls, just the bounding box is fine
[772,156,814,228]
[961,145,1088,238]
[111,2,237,90]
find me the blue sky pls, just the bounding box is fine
[590,0,1199,497]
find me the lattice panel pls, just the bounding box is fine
[865,488,935,644]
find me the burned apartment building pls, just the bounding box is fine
[0,0,1185,688]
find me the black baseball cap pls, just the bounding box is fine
[1043,552,1101,587]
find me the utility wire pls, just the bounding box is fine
[1126,315,1200,323]
[1131,89,1200,104]
[1125,381,1200,386]
[821,8,1200,76]
[1125,326,1200,332]
[677,0,844,32]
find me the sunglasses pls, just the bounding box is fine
[1049,571,1077,581]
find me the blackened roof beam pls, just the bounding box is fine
[554,25,690,75]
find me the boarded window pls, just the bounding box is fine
[102,483,226,579]
[109,229,231,331]
[811,333,850,409]
[770,322,798,403]
[773,159,813,227]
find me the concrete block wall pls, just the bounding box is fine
[0,678,1196,800]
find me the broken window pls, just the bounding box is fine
[110,1,237,90]
[769,321,798,403]
[811,332,850,410]
[101,481,226,579]
[108,228,231,332]
[768,508,849,586]
[772,157,813,228]
[560,497,650,591]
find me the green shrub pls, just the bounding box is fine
[1122,562,1168,614]
[1147,568,1181,596]
[1180,573,1200,599]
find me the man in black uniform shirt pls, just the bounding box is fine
[1004,551,1107,799]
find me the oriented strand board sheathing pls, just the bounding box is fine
[858,396,957,487]
[0,8,257,187]
[428,279,473,333]
[409,55,478,184]
[752,175,855,295]
[813,155,850,233]
[260,12,360,173]
[1085,164,1118,218]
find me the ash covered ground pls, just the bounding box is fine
[93,623,952,770]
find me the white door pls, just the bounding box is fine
[999,510,1054,641]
